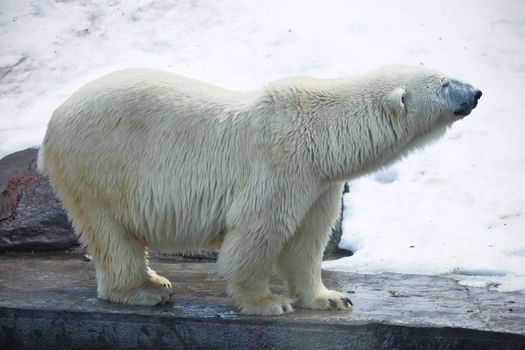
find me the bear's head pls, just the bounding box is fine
[335,65,483,177]
[382,65,482,129]
[385,64,480,115]
[371,65,482,158]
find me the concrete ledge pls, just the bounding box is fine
[1,253,524,349]
[4,308,524,350]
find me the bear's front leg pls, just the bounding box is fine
[218,228,295,316]
[277,184,352,311]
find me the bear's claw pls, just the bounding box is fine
[152,275,172,288]
[298,289,353,311]
[328,296,352,309]
[147,269,172,289]
[341,297,352,308]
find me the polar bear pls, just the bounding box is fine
[38,65,481,316]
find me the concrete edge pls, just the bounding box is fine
[2,307,524,350]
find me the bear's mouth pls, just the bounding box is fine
[454,100,478,117]
[454,109,471,116]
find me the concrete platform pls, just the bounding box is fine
[0,253,524,349]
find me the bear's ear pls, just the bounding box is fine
[387,87,406,111]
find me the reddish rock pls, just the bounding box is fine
[0,148,78,251]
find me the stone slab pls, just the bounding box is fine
[0,253,523,349]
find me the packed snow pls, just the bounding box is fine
[1,0,524,292]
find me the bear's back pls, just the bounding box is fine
[51,69,250,126]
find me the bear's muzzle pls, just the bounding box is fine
[450,80,482,117]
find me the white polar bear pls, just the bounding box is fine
[38,65,481,316]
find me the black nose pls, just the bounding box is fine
[474,90,482,100]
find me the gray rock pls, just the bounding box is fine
[323,182,352,259]
[0,148,78,251]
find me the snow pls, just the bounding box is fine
[1,1,524,291]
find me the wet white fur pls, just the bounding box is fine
[38,65,461,315]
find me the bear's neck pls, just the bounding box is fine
[291,80,412,182]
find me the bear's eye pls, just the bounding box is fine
[442,81,450,88]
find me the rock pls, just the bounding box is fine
[323,182,352,259]
[152,250,219,261]
[0,148,78,251]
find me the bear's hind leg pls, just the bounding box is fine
[81,218,173,306]
[45,156,172,306]
[277,185,352,311]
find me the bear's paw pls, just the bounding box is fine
[100,281,174,306]
[239,295,295,316]
[299,289,352,311]
[148,272,172,288]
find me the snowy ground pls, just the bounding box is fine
[1,1,524,292]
